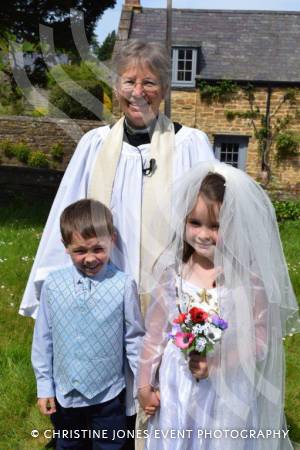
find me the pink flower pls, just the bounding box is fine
[173,332,195,349]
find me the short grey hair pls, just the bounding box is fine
[114,39,170,94]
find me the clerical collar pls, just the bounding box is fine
[122,119,183,147]
[124,117,157,136]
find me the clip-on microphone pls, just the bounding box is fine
[142,158,157,176]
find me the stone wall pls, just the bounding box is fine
[0,115,107,202]
[2,85,299,200]
[0,165,63,203]
[113,85,300,195]
[0,115,106,169]
[171,86,300,196]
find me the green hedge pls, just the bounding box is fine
[0,140,66,169]
[273,200,300,221]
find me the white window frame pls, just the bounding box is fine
[171,47,197,88]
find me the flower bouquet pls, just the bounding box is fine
[169,306,228,356]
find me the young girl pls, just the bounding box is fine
[137,161,299,450]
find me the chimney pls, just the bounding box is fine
[124,0,141,6]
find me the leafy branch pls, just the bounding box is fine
[200,80,300,185]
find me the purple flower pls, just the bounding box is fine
[211,315,228,330]
[168,323,182,340]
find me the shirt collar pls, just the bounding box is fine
[72,263,109,288]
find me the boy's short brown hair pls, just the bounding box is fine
[60,199,115,246]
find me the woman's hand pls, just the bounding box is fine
[138,385,160,416]
[37,397,56,415]
[189,352,209,380]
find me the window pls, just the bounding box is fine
[214,135,248,170]
[172,48,198,87]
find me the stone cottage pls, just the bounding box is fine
[113,0,300,195]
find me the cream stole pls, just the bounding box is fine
[88,113,174,314]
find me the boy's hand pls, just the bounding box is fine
[189,352,209,380]
[37,397,56,415]
[138,385,160,416]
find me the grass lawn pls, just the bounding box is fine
[0,198,299,449]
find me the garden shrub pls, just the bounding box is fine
[273,200,300,221]
[49,79,104,120]
[13,143,31,164]
[28,151,49,169]
[48,62,111,120]
[30,108,48,117]
[50,143,64,162]
[0,140,15,158]
[276,132,299,162]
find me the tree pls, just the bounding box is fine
[224,85,300,185]
[93,31,116,61]
[0,1,116,111]
[0,1,116,54]
[0,33,25,114]
[47,61,112,120]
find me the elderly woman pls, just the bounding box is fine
[20,39,214,450]
[20,39,214,318]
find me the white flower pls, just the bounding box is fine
[192,323,211,335]
[195,337,207,352]
[184,314,193,327]
[203,324,222,343]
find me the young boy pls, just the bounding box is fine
[31,199,144,450]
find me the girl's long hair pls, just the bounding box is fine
[182,173,226,262]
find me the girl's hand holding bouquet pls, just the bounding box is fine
[169,305,228,379]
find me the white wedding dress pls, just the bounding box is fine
[144,278,258,450]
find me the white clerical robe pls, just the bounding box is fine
[19,124,215,318]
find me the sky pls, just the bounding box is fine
[95,0,300,43]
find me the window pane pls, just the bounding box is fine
[178,61,184,70]
[178,71,184,81]
[214,136,248,171]
[186,49,192,59]
[219,142,239,168]
[184,71,192,81]
[185,61,192,71]
[178,49,185,59]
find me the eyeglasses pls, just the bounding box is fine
[120,78,160,94]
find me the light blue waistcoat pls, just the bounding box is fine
[45,264,126,399]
